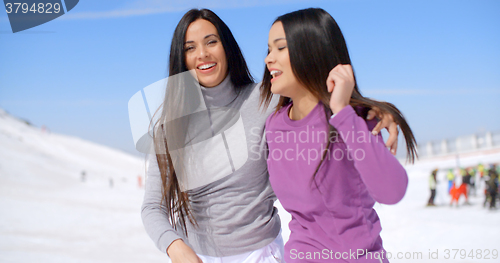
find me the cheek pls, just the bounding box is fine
[282,54,292,71]
[185,53,196,70]
[216,47,227,66]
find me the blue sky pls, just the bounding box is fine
[1,0,499,156]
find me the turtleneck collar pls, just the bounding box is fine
[199,74,237,108]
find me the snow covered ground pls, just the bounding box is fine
[1,108,499,263]
[376,152,500,263]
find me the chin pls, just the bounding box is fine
[270,84,285,96]
[199,78,216,87]
[202,75,225,87]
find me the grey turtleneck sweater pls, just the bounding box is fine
[141,75,281,257]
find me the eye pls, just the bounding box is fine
[278,46,286,51]
[207,40,218,46]
[185,46,194,52]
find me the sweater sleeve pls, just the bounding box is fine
[141,153,184,254]
[328,105,408,204]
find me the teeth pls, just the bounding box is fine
[270,70,282,77]
[198,63,216,70]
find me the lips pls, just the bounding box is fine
[197,62,217,72]
[269,68,283,82]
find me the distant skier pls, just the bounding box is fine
[484,164,498,209]
[477,163,485,178]
[462,169,472,198]
[450,182,468,207]
[468,167,477,196]
[450,169,468,207]
[427,169,438,206]
[447,169,455,194]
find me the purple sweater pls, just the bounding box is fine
[265,102,408,263]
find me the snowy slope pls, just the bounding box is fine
[1,108,499,263]
[0,109,165,263]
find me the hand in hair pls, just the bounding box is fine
[367,107,399,155]
[327,64,400,156]
[167,239,203,263]
[326,64,355,114]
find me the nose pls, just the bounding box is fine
[197,45,209,59]
[265,50,275,65]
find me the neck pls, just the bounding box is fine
[289,91,319,120]
[199,74,236,108]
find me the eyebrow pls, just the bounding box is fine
[185,34,219,44]
[268,37,286,46]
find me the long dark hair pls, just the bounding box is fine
[260,8,417,180]
[153,9,254,235]
[168,9,253,87]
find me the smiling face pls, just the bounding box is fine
[184,19,228,88]
[265,21,306,98]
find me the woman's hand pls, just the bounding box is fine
[326,64,355,114]
[167,239,203,263]
[367,107,399,155]
[326,65,399,155]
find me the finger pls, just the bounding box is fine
[391,123,399,155]
[375,110,385,121]
[326,75,335,92]
[391,136,399,155]
[330,64,343,76]
[334,65,351,83]
[338,64,353,79]
[329,71,346,85]
[371,119,382,136]
[333,64,343,71]
[334,64,348,75]
[370,107,382,121]
[385,122,398,147]
[344,64,354,77]
[326,69,340,92]
[366,109,376,120]
[385,123,399,155]
[374,112,391,134]
[331,64,349,78]
[326,71,344,92]
[377,111,394,130]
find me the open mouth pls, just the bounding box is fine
[197,63,217,71]
[270,70,283,82]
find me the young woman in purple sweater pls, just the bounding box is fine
[260,8,417,263]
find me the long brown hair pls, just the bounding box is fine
[152,9,253,235]
[260,8,417,182]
